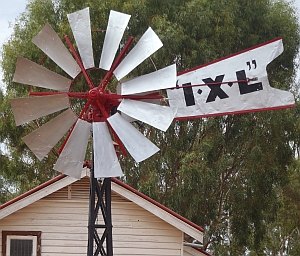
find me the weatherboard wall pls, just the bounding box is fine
[0,177,204,256]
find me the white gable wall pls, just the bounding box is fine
[0,177,183,256]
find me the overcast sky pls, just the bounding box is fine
[0,0,27,48]
[1,0,300,91]
[0,0,27,91]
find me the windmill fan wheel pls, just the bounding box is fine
[10,8,178,179]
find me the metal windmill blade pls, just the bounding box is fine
[53,119,91,179]
[108,113,159,163]
[93,122,123,178]
[99,10,131,70]
[32,23,81,78]
[22,109,78,161]
[120,64,177,95]
[10,94,70,126]
[67,7,95,70]
[13,56,71,91]
[117,99,177,132]
[113,27,163,80]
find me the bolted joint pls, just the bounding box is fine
[89,88,101,100]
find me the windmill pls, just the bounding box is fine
[9,7,295,256]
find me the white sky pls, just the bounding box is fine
[0,0,28,91]
[0,0,27,44]
[0,0,300,91]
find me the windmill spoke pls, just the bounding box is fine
[64,35,95,89]
[99,36,134,89]
[95,100,127,157]
[29,91,89,98]
[79,99,92,119]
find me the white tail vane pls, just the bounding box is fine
[54,119,91,179]
[108,113,159,163]
[10,94,70,126]
[93,122,123,178]
[167,38,295,119]
[68,7,95,70]
[13,57,71,91]
[113,27,163,80]
[22,109,77,161]
[32,23,81,78]
[100,10,131,70]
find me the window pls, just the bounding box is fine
[7,235,37,256]
[2,231,41,256]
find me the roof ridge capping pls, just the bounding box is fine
[0,169,89,216]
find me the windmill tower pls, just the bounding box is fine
[9,7,295,256]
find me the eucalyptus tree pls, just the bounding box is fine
[1,0,300,254]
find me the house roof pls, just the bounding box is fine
[0,169,209,254]
[185,246,212,256]
[0,170,81,219]
[0,173,67,210]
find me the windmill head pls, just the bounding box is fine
[10,8,295,180]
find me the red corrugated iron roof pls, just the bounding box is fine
[0,174,67,210]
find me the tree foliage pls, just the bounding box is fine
[1,0,300,254]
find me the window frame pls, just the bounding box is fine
[2,231,41,256]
